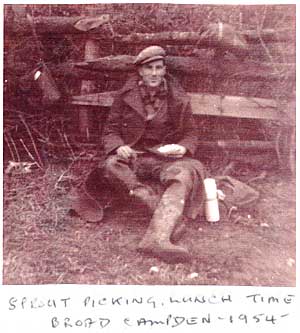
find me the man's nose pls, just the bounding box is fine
[151,68,157,75]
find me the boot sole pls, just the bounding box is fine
[137,246,191,264]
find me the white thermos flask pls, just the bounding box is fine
[204,178,220,222]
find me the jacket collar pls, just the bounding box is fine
[121,74,145,118]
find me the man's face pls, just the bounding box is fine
[138,60,166,88]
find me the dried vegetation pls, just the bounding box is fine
[3,4,296,285]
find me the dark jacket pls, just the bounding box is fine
[103,73,198,156]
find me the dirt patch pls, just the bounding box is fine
[3,164,295,286]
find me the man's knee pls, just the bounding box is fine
[104,154,119,172]
[104,154,128,173]
[176,168,193,183]
[161,166,194,187]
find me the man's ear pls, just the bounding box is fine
[138,66,143,77]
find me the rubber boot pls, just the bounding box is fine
[170,219,187,243]
[137,183,191,264]
[131,184,187,242]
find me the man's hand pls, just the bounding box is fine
[116,145,136,160]
[158,144,187,158]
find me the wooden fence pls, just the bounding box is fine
[5,11,296,173]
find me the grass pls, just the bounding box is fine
[3,159,296,286]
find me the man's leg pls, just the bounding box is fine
[104,154,159,211]
[138,165,194,264]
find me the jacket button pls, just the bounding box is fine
[123,122,128,127]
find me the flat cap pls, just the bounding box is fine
[134,45,166,66]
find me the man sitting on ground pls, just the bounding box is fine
[102,45,206,264]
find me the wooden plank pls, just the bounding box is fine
[72,91,117,107]
[199,140,274,150]
[190,94,281,120]
[112,28,294,45]
[5,15,293,45]
[5,15,110,35]
[73,55,295,82]
[243,28,295,44]
[189,94,221,116]
[71,91,283,120]
[221,96,280,120]
[6,53,288,82]
[19,59,291,83]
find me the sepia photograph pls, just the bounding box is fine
[2,2,296,286]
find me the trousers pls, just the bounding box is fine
[103,153,205,219]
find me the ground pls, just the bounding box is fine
[3,161,296,286]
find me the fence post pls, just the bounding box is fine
[78,39,100,141]
[76,6,102,141]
